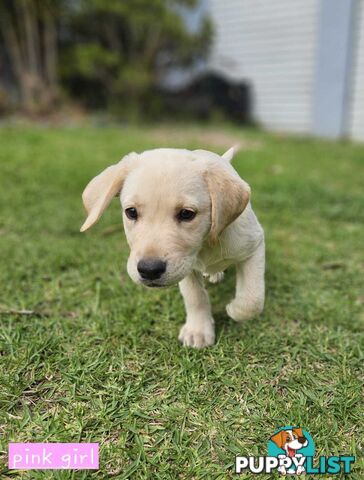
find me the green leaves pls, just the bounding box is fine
[60,0,212,116]
[63,43,120,79]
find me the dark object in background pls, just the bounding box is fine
[159,73,252,123]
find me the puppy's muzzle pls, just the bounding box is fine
[137,258,167,281]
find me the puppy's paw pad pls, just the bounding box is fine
[208,272,224,284]
[178,323,215,348]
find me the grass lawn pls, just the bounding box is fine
[0,124,363,479]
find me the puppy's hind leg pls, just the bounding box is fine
[226,240,265,322]
[178,271,215,348]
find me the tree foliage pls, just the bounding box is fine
[0,0,212,115]
[0,0,61,112]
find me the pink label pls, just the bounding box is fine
[8,443,99,470]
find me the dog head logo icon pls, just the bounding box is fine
[271,427,308,457]
[268,426,315,475]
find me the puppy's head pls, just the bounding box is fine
[80,148,250,287]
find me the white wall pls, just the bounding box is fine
[349,2,364,141]
[312,0,357,139]
[208,0,319,133]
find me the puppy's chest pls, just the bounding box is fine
[195,226,262,274]
[199,259,235,275]
[195,244,241,274]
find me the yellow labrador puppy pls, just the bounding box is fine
[80,148,265,348]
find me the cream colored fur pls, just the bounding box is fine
[81,147,265,348]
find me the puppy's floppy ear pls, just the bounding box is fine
[80,152,137,232]
[204,161,250,244]
[270,431,285,449]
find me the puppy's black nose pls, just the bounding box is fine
[298,436,306,445]
[137,258,166,280]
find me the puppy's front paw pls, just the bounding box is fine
[178,321,215,348]
[226,297,264,322]
[208,272,224,284]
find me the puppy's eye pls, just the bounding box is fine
[177,209,196,222]
[125,207,138,220]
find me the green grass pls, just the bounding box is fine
[0,124,363,479]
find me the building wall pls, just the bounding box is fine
[208,0,319,133]
[312,0,357,139]
[349,1,364,141]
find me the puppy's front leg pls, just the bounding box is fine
[226,240,265,322]
[178,271,215,348]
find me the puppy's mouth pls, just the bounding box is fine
[130,258,194,288]
[138,267,191,288]
[140,278,169,288]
